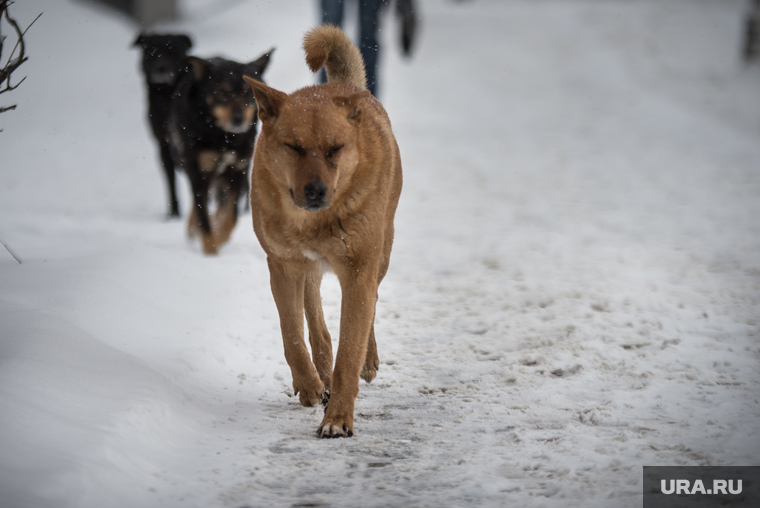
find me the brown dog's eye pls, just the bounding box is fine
[326,145,343,158]
[285,143,306,156]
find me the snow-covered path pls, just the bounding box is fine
[1,1,759,507]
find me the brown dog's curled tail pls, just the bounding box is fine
[303,24,367,90]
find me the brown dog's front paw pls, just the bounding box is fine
[317,420,353,438]
[293,376,326,407]
[317,401,354,438]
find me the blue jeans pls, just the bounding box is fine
[320,0,383,96]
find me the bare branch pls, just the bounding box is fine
[0,0,41,119]
[1,239,22,264]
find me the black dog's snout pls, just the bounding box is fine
[231,109,244,125]
[304,182,327,208]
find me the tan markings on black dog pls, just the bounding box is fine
[204,81,258,134]
[197,150,244,174]
[211,200,237,250]
[210,103,257,134]
[244,24,402,438]
[198,150,221,173]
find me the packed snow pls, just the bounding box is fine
[1,0,759,507]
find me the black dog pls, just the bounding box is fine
[133,33,193,217]
[168,51,273,254]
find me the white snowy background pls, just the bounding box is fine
[1,0,759,506]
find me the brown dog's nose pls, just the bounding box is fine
[304,182,327,209]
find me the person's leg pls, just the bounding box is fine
[319,0,345,83]
[358,0,383,96]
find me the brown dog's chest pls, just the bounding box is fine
[260,203,365,269]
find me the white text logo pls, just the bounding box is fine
[660,479,742,495]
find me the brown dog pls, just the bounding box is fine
[243,25,402,438]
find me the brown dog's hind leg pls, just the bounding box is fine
[361,323,379,383]
[361,251,390,383]
[269,258,326,407]
[304,271,334,391]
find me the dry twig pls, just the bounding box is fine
[0,0,42,116]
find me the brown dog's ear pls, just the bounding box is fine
[188,56,208,81]
[332,91,371,123]
[243,76,286,122]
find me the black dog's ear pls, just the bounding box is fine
[187,56,208,81]
[179,35,193,51]
[244,48,275,79]
[243,76,286,122]
[132,32,148,48]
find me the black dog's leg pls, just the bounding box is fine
[160,141,180,217]
[241,173,251,212]
[195,184,212,234]
[211,168,245,249]
[188,174,217,255]
[228,168,246,215]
